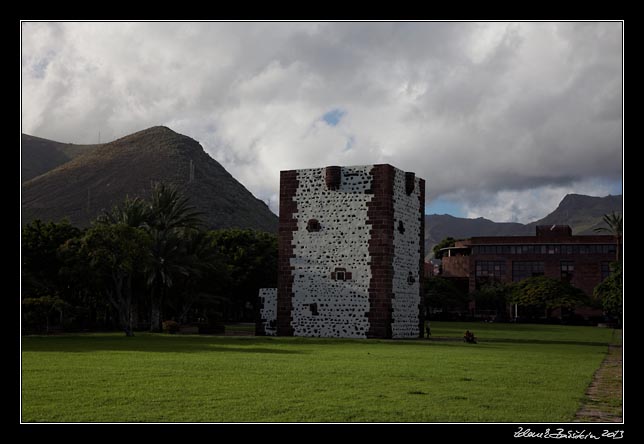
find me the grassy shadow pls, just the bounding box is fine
[21,334,307,354]
[21,333,480,354]
[477,338,610,347]
[424,336,609,347]
[21,330,612,354]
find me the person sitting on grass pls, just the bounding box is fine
[464,330,477,344]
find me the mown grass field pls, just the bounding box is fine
[21,322,618,423]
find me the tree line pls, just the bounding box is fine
[22,183,277,336]
[424,265,622,325]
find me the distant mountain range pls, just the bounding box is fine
[21,127,278,232]
[425,193,622,259]
[21,127,621,252]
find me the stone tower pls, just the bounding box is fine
[257,164,425,339]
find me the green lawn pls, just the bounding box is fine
[21,322,617,423]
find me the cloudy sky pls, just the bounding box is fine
[21,21,623,223]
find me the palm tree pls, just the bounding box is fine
[594,212,622,261]
[148,183,204,232]
[165,230,228,324]
[145,183,205,331]
[94,184,206,332]
[95,197,152,332]
[96,196,151,228]
[145,229,191,331]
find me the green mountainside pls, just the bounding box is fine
[21,126,278,232]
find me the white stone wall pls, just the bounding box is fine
[391,169,422,338]
[290,166,374,338]
[258,288,277,336]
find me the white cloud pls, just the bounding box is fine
[21,21,623,219]
[463,179,622,224]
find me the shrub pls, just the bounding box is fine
[593,262,622,323]
[162,320,180,334]
[22,296,69,334]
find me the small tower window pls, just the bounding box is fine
[398,220,405,234]
[331,267,352,281]
[306,219,321,232]
[407,271,416,285]
[310,303,319,315]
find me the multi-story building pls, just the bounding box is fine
[441,225,618,319]
[257,164,425,339]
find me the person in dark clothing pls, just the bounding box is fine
[464,330,477,344]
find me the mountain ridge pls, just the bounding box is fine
[21,126,278,232]
[425,193,622,258]
[21,133,100,182]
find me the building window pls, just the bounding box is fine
[475,261,505,289]
[512,261,545,282]
[560,261,574,281]
[472,244,615,256]
[600,262,611,280]
[475,261,506,278]
[309,303,319,316]
[306,219,321,232]
[331,267,352,281]
[407,271,416,285]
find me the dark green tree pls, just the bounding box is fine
[207,229,278,321]
[145,183,205,331]
[165,229,231,324]
[145,228,193,330]
[424,276,469,314]
[433,237,456,259]
[594,212,622,261]
[96,196,151,228]
[97,184,206,331]
[58,237,113,331]
[147,183,204,232]
[473,281,513,320]
[77,223,151,336]
[170,231,231,322]
[22,219,81,299]
[509,276,588,319]
[95,196,154,329]
[22,296,70,334]
[593,262,622,323]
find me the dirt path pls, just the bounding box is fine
[574,330,622,423]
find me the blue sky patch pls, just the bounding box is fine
[322,108,346,126]
[425,197,465,217]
